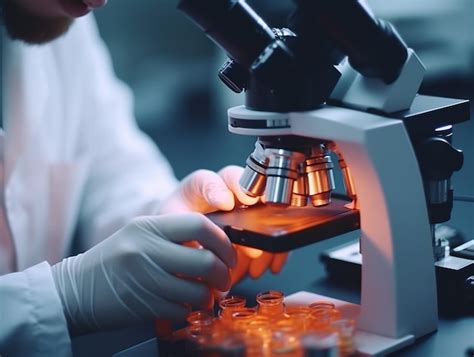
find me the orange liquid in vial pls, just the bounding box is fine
[256,290,285,320]
[271,318,303,356]
[179,294,356,357]
[285,305,313,332]
[309,301,336,311]
[231,307,257,332]
[218,295,246,324]
[186,310,214,327]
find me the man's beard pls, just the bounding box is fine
[3,1,73,45]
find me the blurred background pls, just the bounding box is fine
[74,1,474,355]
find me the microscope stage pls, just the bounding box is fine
[207,196,360,252]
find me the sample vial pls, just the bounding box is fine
[310,308,342,331]
[271,319,303,357]
[247,315,271,336]
[180,294,357,357]
[331,319,356,356]
[219,295,247,321]
[309,301,336,311]
[247,316,272,355]
[257,290,285,320]
[243,333,265,356]
[186,310,214,327]
[285,305,313,332]
[231,307,257,332]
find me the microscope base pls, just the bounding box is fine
[286,291,415,356]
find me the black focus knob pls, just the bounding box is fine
[218,59,249,93]
[417,137,464,180]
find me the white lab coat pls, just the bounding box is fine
[0,16,178,355]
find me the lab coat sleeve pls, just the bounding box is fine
[74,16,179,250]
[0,262,72,356]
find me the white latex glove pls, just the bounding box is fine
[217,166,289,283]
[230,247,289,285]
[157,166,259,215]
[52,213,236,335]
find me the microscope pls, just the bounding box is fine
[178,0,472,355]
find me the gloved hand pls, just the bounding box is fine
[51,213,236,335]
[157,166,259,215]
[158,165,289,285]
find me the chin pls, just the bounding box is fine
[3,1,74,44]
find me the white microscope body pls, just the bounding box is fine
[177,0,468,354]
[228,51,437,356]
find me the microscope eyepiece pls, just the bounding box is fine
[292,0,408,84]
[178,0,276,68]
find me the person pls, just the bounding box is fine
[0,1,288,355]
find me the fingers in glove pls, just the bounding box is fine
[182,169,235,212]
[147,239,232,291]
[230,247,251,285]
[249,251,273,279]
[237,246,264,259]
[147,296,190,322]
[218,165,259,206]
[140,261,213,309]
[141,213,236,269]
[270,253,289,274]
[100,293,189,328]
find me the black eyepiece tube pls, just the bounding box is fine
[293,0,408,84]
[178,0,276,68]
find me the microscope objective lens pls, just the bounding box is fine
[239,139,340,208]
